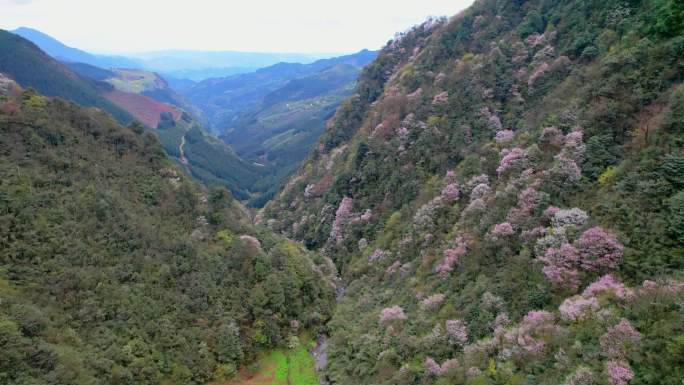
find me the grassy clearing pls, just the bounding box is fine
[212,335,319,385]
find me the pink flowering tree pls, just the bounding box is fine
[559,295,599,322]
[538,243,581,292]
[575,227,624,272]
[552,208,588,229]
[368,249,390,263]
[421,293,446,311]
[379,306,407,325]
[425,357,441,376]
[600,318,642,359]
[446,319,468,346]
[432,91,449,106]
[583,274,634,300]
[490,222,515,240]
[470,183,491,201]
[503,311,558,356]
[435,243,466,277]
[605,360,634,385]
[329,197,354,245]
[441,183,461,203]
[495,129,515,144]
[497,147,528,176]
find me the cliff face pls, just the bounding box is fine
[264,1,684,384]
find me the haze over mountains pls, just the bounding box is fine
[8,27,377,205]
[12,27,340,81]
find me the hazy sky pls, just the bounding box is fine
[0,0,474,53]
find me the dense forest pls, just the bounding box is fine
[0,83,335,384]
[1,0,683,384]
[264,0,684,384]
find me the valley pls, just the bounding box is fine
[1,1,684,385]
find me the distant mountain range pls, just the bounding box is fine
[180,49,378,206]
[11,27,339,81]
[6,26,376,204]
[11,27,140,69]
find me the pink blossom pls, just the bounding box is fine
[540,126,564,146]
[425,357,441,376]
[470,183,491,200]
[421,293,446,311]
[493,313,511,330]
[444,170,457,183]
[446,319,468,346]
[565,367,595,385]
[552,208,588,229]
[504,311,557,356]
[520,228,547,249]
[439,358,459,375]
[385,261,402,277]
[379,306,407,325]
[480,107,503,131]
[407,87,423,102]
[303,184,316,199]
[495,129,515,144]
[565,130,584,148]
[360,209,372,221]
[518,187,542,211]
[466,174,489,191]
[497,147,527,175]
[605,361,634,385]
[542,265,581,292]
[543,206,560,219]
[441,183,461,203]
[330,197,354,245]
[600,319,642,359]
[435,245,465,277]
[528,62,550,87]
[432,91,449,106]
[462,198,486,219]
[583,275,634,300]
[549,154,582,184]
[239,235,261,249]
[491,222,515,239]
[525,33,546,47]
[369,249,390,263]
[559,296,599,322]
[413,197,444,230]
[575,227,624,272]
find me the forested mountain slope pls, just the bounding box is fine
[0,30,134,124]
[0,83,335,385]
[263,1,684,384]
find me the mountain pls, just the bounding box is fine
[181,49,378,206]
[2,30,266,200]
[183,49,377,130]
[0,29,134,124]
[127,49,340,79]
[11,26,140,68]
[12,27,341,81]
[0,82,335,384]
[264,1,684,385]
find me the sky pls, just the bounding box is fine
[0,0,474,54]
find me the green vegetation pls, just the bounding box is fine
[0,29,133,124]
[214,335,319,385]
[0,87,334,385]
[264,1,684,384]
